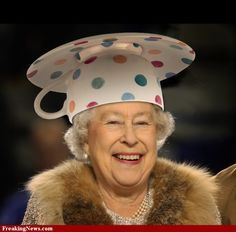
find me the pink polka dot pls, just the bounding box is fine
[155,95,162,105]
[27,70,38,78]
[151,61,164,68]
[74,41,88,45]
[69,100,76,113]
[189,50,195,54]
[54,59,67,65]
[87,101,98,108]
[84,56,97,64]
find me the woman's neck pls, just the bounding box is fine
[98,182,148,218]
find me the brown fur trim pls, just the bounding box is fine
[26,158,219,224]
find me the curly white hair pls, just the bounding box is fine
[64,104,175,162]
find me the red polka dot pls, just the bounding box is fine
[84,56,97,64]
[151,61,164,68]
[27,70,38,78]
[87,101,98,108]
[69,100,75,113]
[113,55,127,64]
[74,41,88,45]
[155,95,162,105]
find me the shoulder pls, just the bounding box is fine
[214,163,236,224]
[151,158,220,224]
[24,159,92,224]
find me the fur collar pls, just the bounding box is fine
[26,158,219,224]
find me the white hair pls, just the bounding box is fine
[64,105,175,162]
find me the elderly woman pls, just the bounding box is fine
[22,33,222,224]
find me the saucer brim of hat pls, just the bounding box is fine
[26,32,195,93]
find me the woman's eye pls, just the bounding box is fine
[135,121,149,126]
[106,121,121,125]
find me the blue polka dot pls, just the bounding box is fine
[121,92,135,100]
[50,71,63,80]
[170,45,183,50]
[101,41,113,47]
[70,47,84,52]
[103,38,118,42]
[165,72,176,78]
[133,43,140,47]
[181,58,193,64]
[144,37,161,41]
[73,69,81,80]
[33,59,43,65]
[91,77,105,89]
[135,74,147,86]
[75,52,81,60]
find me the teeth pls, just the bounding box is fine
[116,154,141,160]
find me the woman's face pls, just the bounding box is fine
[85,102,157,190]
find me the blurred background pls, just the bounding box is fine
[0,24,235,223]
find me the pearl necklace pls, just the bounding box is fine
[103,188,154,225]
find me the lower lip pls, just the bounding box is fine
[113,156,143,165]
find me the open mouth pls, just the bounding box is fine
[112,153,143,161]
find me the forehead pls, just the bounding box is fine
[93,102,154,117]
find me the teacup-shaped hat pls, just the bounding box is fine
[27,32,195,123]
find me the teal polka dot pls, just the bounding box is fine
[135,74,147,86]
[70,47,84,52]
[75,52,81,60]
[170,45,183,50]
[181,58,193,64]
[121,92,135,100]
[50,71,63,79]
[73,69,81,80]
[91,77,105,89]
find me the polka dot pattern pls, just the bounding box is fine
[91,77,105,89]
[50,71,63,79]
[87,101,98,108]
[54,59,67,65]
[155,95,162,105]
[27,33,195,123]
[151,60,164,68]
[135,74,147,86]
[170,44,183,50]
[181,58,193,65]
[121,92,135,100]
[73,69,81,80]
[70,47,84,52]
[84,56,97,64]
[69,100,75,113]
[148,49,161,54]
[75,52,81,60]
[113,55,127,63]
[101,41,113,47]
[27,70,38,78]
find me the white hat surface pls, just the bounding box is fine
[27,32,195,123]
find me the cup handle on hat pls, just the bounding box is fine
[34,79,67,120]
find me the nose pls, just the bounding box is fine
[120,123,138,147]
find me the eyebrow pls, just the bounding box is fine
[100,111,153,120]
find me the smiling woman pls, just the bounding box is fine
[22,32,224,225]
